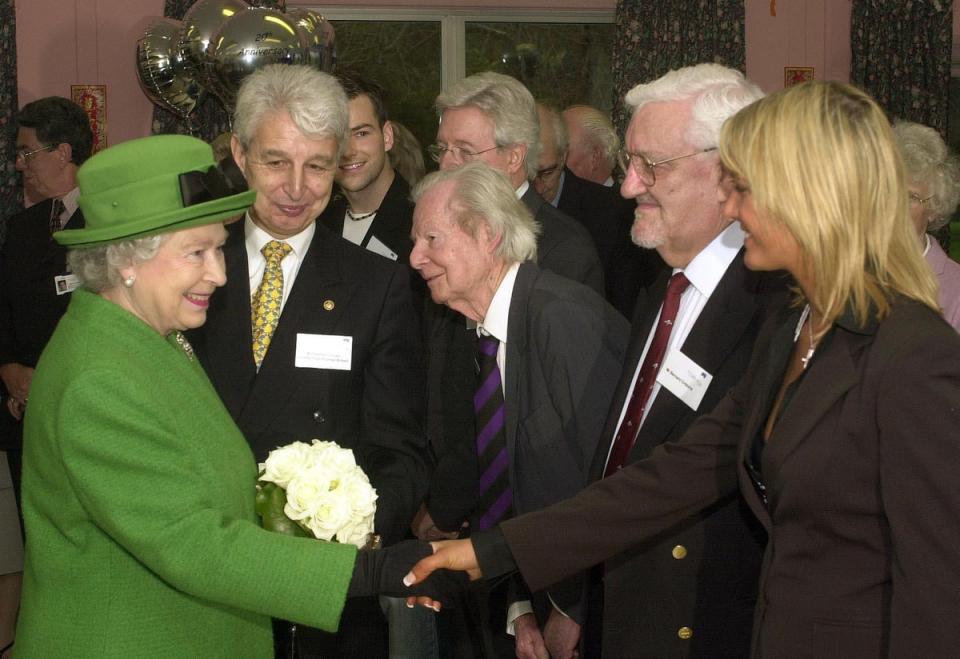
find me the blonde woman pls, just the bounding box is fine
[408,80,960,658]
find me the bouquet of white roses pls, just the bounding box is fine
[256,439,378,549]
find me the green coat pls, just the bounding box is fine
[15,290,357,657]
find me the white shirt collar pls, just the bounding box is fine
[677,222,745,299]
[244,211,315,260]
[515,180,530,199]
[478,262,520,343]
[61,187,81,225]
[549,171,565,207]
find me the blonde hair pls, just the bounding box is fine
[720,80,939,325]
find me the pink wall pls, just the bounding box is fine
[17,0,946,148]
[745,0,851,92]
[16,0,163,148]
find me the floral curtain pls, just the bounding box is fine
[611,0,746,135]
[851,0,954,249]
[151,0,286,140]
[0,0,20,236]
[851,0,952,136]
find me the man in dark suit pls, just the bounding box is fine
[188,64,427,659]
[429,72,604,297]
[0,97,92,498]
[319,72,413,265]
[411,162,628,658]
[574,64,786,658]
[536,102,665,318]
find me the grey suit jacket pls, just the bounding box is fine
[503,263,628,619]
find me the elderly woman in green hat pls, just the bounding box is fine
[13,135,441,657]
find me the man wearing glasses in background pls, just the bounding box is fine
[535,102,664,319]
[0,96,92,500]
[428,72,603,296]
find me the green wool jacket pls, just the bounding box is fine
[15,290,357,657]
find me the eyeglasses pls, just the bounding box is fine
[427,143,500,163]
[16,144,55,162]
[534,164,561,181]
[909,192,934,206]
[617,147,717,186]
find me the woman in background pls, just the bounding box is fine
[893,120,960,330]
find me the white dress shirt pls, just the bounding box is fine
[603,222,746,470]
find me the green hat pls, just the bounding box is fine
[56,134,255,247]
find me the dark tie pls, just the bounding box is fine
[474,334,512,529]
[604,272,690,477]
[49,198,65,236]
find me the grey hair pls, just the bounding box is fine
[233,64,349,154]
[435,72,541,180]
[537,103,569,155]
[893,121,960,231]
[67,235,166,293]
[564,105,620,168]
[411,162,540,264]
[625,63,764,149]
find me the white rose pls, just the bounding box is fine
[259,441,313,489]
[338,470,378,518]
[305,490,354,541]
[283,464,333,522]
[336,513,375,548]
[309,440,358,473]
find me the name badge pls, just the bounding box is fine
[295,333,353,370]
[366,235,398,261]
[656,349,713,411]
[54,274,81,296]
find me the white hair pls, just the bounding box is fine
[893,120,960,231]
[625,63,764,149]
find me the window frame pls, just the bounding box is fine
[314,8,615,90]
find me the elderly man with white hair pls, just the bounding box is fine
[413,162,627,658]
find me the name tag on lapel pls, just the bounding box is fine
[54,273,81,295]
[366,235,398,261]
[657,349,713,411]
[295,333,353,370]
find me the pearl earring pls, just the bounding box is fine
[123,275,135,288]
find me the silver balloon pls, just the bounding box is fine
[136,17,204,120]
[180,0,250,80]
[205,8,311,112]
[286,8,336,72]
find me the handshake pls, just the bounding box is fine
[347,538,471,608]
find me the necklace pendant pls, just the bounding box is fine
[800,345,815,370]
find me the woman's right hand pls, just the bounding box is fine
[403,538,483,587]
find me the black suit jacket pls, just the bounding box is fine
[585,252,786,657]
[318,174,414,265]
[520,187,604,296]
[499,298,960,659]
[425,262,628,622]
[190,219,428,545]
[0,199,84,452]
[556,168,664,318]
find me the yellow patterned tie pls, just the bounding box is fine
[251,240,292,368]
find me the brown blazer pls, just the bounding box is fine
[497,298,960,658]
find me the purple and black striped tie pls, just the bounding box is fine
[474,334,512,530]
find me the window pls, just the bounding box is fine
[321,9,615,155]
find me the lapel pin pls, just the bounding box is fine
[323,299,335,311]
